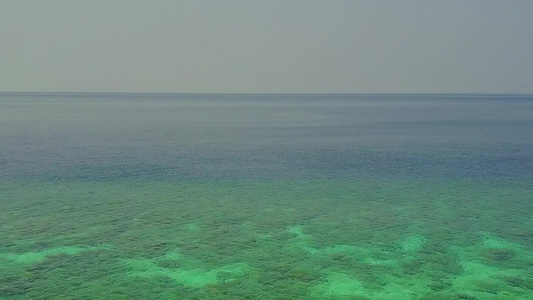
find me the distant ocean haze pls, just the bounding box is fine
[0,93,531,182]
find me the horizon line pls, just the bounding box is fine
[1,91,533,96]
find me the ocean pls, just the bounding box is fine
[1,93,532,299]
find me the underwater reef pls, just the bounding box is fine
[1,179,532,299]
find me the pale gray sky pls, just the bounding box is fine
[1,0,532,93]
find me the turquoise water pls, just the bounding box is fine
[1,94,532,299]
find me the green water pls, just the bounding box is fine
[1,179,531,299]
[1,93,532,299]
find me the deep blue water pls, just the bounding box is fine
[1,93,532,182]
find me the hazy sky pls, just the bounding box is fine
[1,1,532,93]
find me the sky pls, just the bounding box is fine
[1,0,532,94]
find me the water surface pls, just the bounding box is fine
[1,93,532,299]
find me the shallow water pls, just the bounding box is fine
[1,93,532,299]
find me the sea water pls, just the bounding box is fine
[0,93,532,299]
